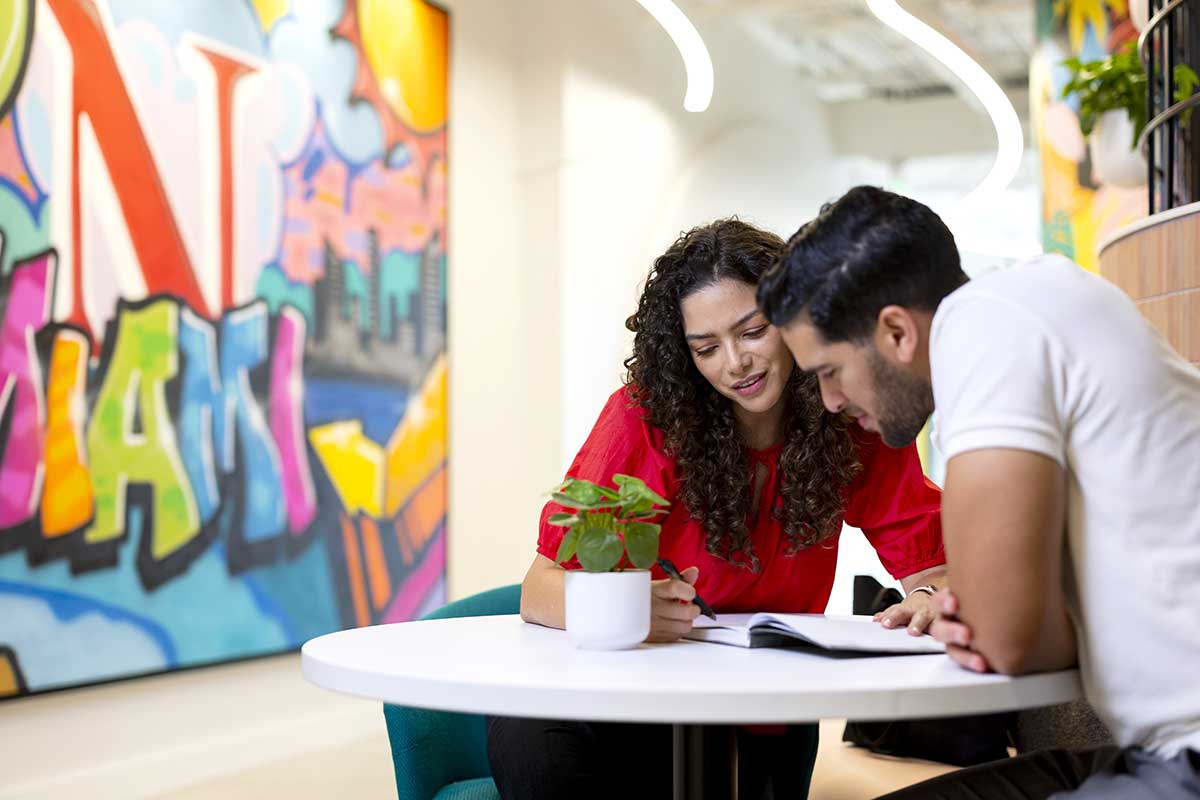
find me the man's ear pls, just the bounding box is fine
[874,305,920,365]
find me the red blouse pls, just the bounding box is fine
[537,387,945,613]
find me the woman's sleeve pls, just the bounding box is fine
[536,390,674,566]
[843,432,945,580]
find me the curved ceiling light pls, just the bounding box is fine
[634,0,713,112]
[866,0,1022,203]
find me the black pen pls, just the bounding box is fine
[657,557,717,620]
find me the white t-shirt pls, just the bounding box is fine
[930,253,1200,757]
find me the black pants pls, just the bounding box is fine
[486,716,818,799]
[878,745,1200,799]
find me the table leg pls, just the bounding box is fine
[672,724,737,799]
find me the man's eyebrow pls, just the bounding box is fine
[684,309,761,341]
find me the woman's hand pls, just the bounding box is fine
[646,566,701,642]
[873,590,937,636]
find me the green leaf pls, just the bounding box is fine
[612,474,669,507]
[555,527,581,564]
[1175,64,1200,102]
[576,526,623,572]
[550,493,619,512]
[622,521,660,569]
[1174,64,1200,129]
[623,496,655,516]
[631,507,670,518]
[548,513,579,527]
[1057,42,1153,145]
[554,478,605,506]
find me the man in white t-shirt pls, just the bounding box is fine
[757,185,1200,799]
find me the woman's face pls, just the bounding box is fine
[680,279,793,416]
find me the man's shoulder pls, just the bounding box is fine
[950,253,1080,299]
[935,254,1092,334]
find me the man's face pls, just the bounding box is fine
[778,318,933,448]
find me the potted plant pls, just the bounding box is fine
[1061,42,1198,188]
[549,474,669,650]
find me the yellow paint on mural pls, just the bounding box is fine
[310,420,384,517]
[0,653,21,698]
[384,356,447,516]
[1069,206,1099,272]
[249,0,290,35]
[1054,0,1125,54]
[1040,140,1104,270]
[358,0,448,132]
[41,332,94,536]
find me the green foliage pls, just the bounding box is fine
[1062,43,1199,150]
[549,475,670,572]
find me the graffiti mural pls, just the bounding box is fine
[1032,0,1146,271]
[0,0,449,697]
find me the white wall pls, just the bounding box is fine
[444,0,845,598]
[551,4,839,466]
[444,0,557,601]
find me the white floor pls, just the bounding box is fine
[156,718,956,799]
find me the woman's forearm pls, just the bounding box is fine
[520,554,567,629]
[900,564,948,594]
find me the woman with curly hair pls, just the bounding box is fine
[487,219,946,799]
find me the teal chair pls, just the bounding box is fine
[382,584,520,800]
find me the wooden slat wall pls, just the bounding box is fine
[1099,207,1200,367]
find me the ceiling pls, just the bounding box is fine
[687,0,1034,102]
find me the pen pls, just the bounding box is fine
[656,557,717,620]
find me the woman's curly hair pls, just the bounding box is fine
[624,219,862,569]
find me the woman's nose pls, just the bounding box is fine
[723,342,748,372]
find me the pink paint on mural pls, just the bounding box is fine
[0,117,42,209]
[0,252,54,528]
[270,306,317,534]
[382,529,446,624]
[279,122,444,284]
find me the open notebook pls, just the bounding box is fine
[686,613,946,656]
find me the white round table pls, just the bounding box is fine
[303,615,1082,798]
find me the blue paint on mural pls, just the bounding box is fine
[306,379,409,444]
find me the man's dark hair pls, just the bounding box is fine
[757,186,968,342]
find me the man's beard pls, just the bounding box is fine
[867,349,934,448]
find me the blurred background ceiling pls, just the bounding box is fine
[687,0,1033,102]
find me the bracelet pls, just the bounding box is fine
[908,585,937,597]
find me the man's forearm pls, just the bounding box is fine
[972,603,1077,675]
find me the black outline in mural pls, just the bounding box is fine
[0,0,36,122]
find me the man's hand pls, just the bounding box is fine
[928,588,992,673]
[873,590,937,636]
[646,566,700,643]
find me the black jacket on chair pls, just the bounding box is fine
[841,576,1014,767]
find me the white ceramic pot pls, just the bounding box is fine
[564,570,650,650]
[1089,110,1147,188]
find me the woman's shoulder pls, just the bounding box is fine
[594,385,668,452]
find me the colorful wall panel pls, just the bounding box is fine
[0,0,448,698]
[1032,0,1147,270]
